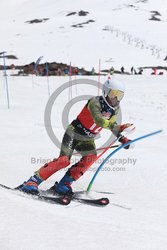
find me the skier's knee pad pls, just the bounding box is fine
[69,154,97,181]
[37,155,70,180]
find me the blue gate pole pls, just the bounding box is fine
[86,129,163,192]
[2,52,10,109]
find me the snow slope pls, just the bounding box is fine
[0,0,167,70]
[0,74,167,250]
[0,0,167,249]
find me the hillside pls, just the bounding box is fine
[0,0,167,70]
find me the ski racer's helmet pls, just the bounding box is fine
[102,78,125,108]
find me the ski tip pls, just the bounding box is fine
[99,198,110,205]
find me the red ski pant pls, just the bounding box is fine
[36,124,97,181]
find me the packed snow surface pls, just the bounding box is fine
[0,74,166,250]
[0,0,167,249]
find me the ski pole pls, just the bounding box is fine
[83,125,136,174]
[96,145,120,151]
[93,138,118,164]
[73,144,120,156]
[86,129,163,193]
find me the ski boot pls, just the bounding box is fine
[53,173,74,196]
[18,175,43,194]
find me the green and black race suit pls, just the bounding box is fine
[72,96,121,138]
[60,96,122,158]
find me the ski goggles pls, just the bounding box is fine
[108,89,124,101]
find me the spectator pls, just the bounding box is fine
[64,67,69,75]
[109,67,115,75]
[138,69,143,75]
[91,67,95,75]
[57,68,62,76]
[131,66,134,74]
[121,66,125,74]
[74,67,78,75]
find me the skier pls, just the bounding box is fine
[20,78,132,195]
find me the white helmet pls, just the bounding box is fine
[102,78,125,108]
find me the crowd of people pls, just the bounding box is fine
[14,63,166,76]
[108,66,165,75]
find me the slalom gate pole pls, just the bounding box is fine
[86,129,163,193]
[74,69,77,96]
[45,62,50,97]
[47,76,50,97]
[98,58,101,96]
[68,62,72,103]
[3,53,10,109]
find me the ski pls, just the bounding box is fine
[37,195,71,205]
[72,196,109,206]
[44,185,110,207]
[0,183,71,205]
[0,183,109,206]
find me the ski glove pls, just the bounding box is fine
[118,136,131,149]
[119,123,133,132]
